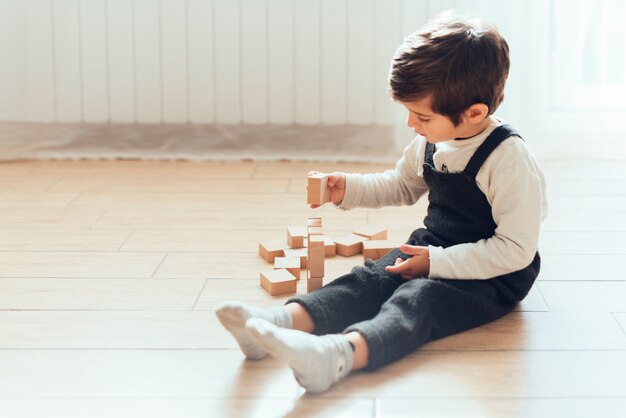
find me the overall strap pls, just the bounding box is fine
[424,141,436,166]
[463,124,522,179]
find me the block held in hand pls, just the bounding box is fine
[307,173,330,205]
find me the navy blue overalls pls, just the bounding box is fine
[289,124,540,370]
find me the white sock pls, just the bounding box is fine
[215,301,292,360]
[245,317,354,393]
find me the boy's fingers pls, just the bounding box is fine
[386,262,415,281]
[385,259,408,273]
[399,244,427,256]
[389,257,402,268]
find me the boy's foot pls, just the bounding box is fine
[245,317,354,393]
[215,301,292,360]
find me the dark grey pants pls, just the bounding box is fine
[287,247,539,371]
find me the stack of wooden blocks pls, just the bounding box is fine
[307,217,325,293]
[258,222,397,296]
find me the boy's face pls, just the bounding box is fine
[401,95,479,143]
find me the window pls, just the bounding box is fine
[549,0,626,110]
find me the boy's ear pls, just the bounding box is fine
[464,103,489,124]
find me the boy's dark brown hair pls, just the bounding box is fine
[389,12,510,126]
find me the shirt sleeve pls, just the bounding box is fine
[428,141,546,279]
[339,138,429,210]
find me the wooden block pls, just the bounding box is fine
[307,226,323,236]
[307,217,322,228]
[363,240,397,261]
[353,226,388,241]
[274,256,301,280]
[260,269,297,296]
[287,226,305,249]
[307,276,323,293]
[284,247,308,268]
[322,236,336,257]
[334,234,368,257]
[308,235,325,249]
[258,239,285,263]
[307,174,330,205]
[308,235,325,278]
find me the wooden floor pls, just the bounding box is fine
[0,158,625,418]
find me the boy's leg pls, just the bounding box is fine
[285,303,315,333]
[346,330,369,370]
[235,249,409,393]
[286,248,409,335]
[346,277,519,370]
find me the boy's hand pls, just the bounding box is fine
[309,171,346,208]
[385,245,430,280]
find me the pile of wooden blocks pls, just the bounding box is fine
[258,220,395,296]
[259,228,305,297]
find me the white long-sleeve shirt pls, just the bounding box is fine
[339,118,548,280]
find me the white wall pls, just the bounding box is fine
[0,0,417,125]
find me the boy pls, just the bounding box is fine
[216,12,547,394]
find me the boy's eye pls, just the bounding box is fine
[417,117,430,123]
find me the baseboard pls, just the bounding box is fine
[0,122,400,163]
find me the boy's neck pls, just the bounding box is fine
[456,116,494,140]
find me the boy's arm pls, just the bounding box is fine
[429,144,547,280]
[338,138,429,210]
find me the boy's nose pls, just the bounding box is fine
[407,115,421,130]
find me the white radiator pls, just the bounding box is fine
[0,0,426,125]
